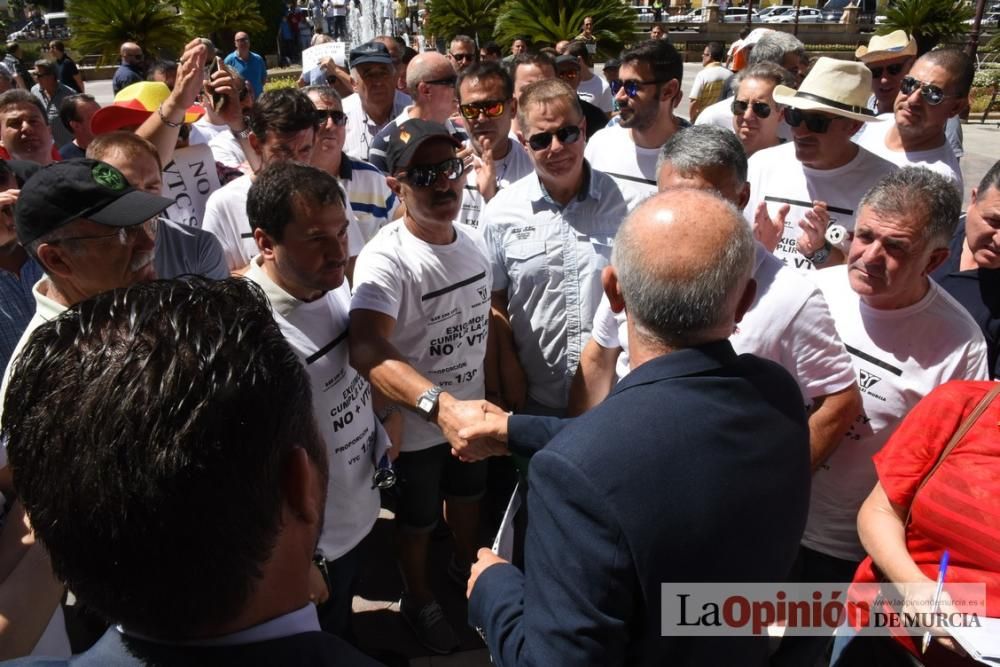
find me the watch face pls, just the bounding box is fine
[417,397,433,413]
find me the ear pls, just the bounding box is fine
[733,277,757,324]
[602,265,625,313]
[254,227,276,258]
[737,181,751,210]
[281,446,324,528]
[662,79,678,103]
[924,246,950,277]
[248,132,263,157]
[386,174,403,197]
[35,243,74,280]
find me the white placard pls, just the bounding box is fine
[160,143,222,229]
[302,42,347,73]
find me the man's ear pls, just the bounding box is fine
[254,227,275,258]
[662,79,679,103]
[734,277,757,324]
[386,174,402,197]
[602,264,625,313]
[248,131,263,158]
[924,247,950,277]
[281,446,325,528]
[738,181,751,209]
[35,244,73,280]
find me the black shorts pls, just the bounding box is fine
[393,443,488,532]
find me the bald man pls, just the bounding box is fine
[113,42,144,95]
[224,31,268,99]
[465,190,811,666]
[368,51,464,172]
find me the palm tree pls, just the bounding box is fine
[69,0,188,62]
[424,0,502,45]
[494,0,636,58]
[878,0,973,55]
[179,0,267,55]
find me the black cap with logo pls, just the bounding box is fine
[384,119,462,174]
[15,159,174,245]
[349,41,393,68]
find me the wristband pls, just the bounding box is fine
[156,104,183,128]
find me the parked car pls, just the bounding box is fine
[668,7,706,22]
[7,12,69,41]
[722,7,758,21]
[755,5,792,20]
[766,7,823,22]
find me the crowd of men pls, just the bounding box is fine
[0,20,996,667]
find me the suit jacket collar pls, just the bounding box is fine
[611,339,738,396]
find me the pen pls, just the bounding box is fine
[921,549,950,654]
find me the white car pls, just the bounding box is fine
[755,5,791,20]
[766,7,823,22]
[668,7,706,22]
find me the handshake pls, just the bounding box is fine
[436,394,512,463]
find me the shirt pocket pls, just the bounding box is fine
[505,240,549,286]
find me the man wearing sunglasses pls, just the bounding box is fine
[350,119,495,655]
[554,55,608,141]
[482,78,642,416]
[447,35,478,73]
[305,85,401,243]
[368,51,464,173]
[744,58,895,271]
[585,39,683,195]
[455,61,533,228]
[854,49,969,192]
[224,31,267,100]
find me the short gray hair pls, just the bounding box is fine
[611,191,755,347]
[734,61,796,89]
[749,32,805,67]
[859,167,961,248]
[656,125,748,188]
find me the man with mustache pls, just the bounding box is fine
[771,167,989,665]
[0,89,56,165]
[350,119,494,655]
[854,49,969,192]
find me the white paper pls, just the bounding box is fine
[161,143,222,229]
[491,482,521,561]
[302,42,346,72]
[948,617,1000,665]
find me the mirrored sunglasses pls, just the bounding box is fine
[731,99,773,119]
[527,125,581,151]
[459,99,506,120]
[784,107,834,134]
[402,157,465,187]
[609,78,663,99]
[899,76,951,106]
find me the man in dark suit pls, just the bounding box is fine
[2,278,381,666]
[464,190,812,665]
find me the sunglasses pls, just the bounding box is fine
[450,53,475,62]
[899,76,953,106]
[784,107,835,133]
[401,157,465,187]
[527,125,582,151]
[371,453,396,490]
[557,69,579,80]
[731,99,773,119]
[425,76,457,87]
[609,78,664,98]
[459,99,506,120]
[868,62,905,79]
[316,109,348,126]
[49,219,159,246]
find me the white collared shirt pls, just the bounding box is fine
[121,604,320,647]
[342,90,411,162]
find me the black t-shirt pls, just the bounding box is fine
[579,97,606,140]
[55,55,81,93]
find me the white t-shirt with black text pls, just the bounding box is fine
[853,115,963,193]
[350,221,493,452]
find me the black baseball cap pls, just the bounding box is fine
[555,54,581,70]
[349,41,393,68]
[384,119,462,174]
[16,159,173,245]
[604,58,621,71]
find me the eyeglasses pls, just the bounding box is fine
[50,219,158,246]
[609,78,665,98]
[316,109,348,126]
[868,62,905,79]
[527,125,582,151]
[557,69,580,80]
[732,99,773,119]
[449,52,475,62]
[459,99,506,120]
[236,38,250,43]
[401,157,465,187]
[424,76,457,87]
[784,107,835,133]
[899,76,954,106]
[371,453,396,490]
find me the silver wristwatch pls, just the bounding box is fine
[415,386,443,421]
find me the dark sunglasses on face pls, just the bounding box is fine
[459,99,506,120]
[401,157,465,187]
[609,78,663,98]
[784,107,834,133]
[557,69,579,80]
[731,99,773,119]
[868,62,905,79]
[899,76,951,105]
[527,125,582,151]
[425,76,457,87]
[450,52,475,62]
[316,109,348,126]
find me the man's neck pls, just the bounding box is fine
[804,142,858,171]
[313,148,342,175]
[364,100,393,125]
[404,214,456,245]
[44,278,81,308]
[541,166,585,207]
[887,122,946,153]
[960,238,980,272]
[581,68,594,82]
[0,243,27,275]
[260,256,325,302]
[862,278,930,311]
[631,112,678,150]
[238,50,250,60]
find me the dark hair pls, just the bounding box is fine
[249,87,319,139]
[508,52,555,82]
[620,38,684,87]
[49,40,66,54]
[977,158,1000,195]
[0,89,48,125]
[402,46,418,64]
[58,93,97,133]
[565,41,592,67]
[148,59,178,79]
[458,60,514,100]
[921,48,975,98]
[3,277,326,638]
[707,41,725,62]
[248,161,345,242]
[33,60,55,77]
[481,41,502,58]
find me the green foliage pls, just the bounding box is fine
[974,62,1000,87]
[424,0,502,44]
[179,0,266,55]
[68,0,188,61]
[878,0,973,55]
[494,0,637,59]
[263,74,297,91]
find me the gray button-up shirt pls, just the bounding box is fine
[482,163,643,409]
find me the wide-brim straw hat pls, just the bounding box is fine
[855,30,917,63]
[772,57,880,123]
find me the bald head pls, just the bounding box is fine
[406,51,453,95]
[120,42,142,65]
[611,190,755,349]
